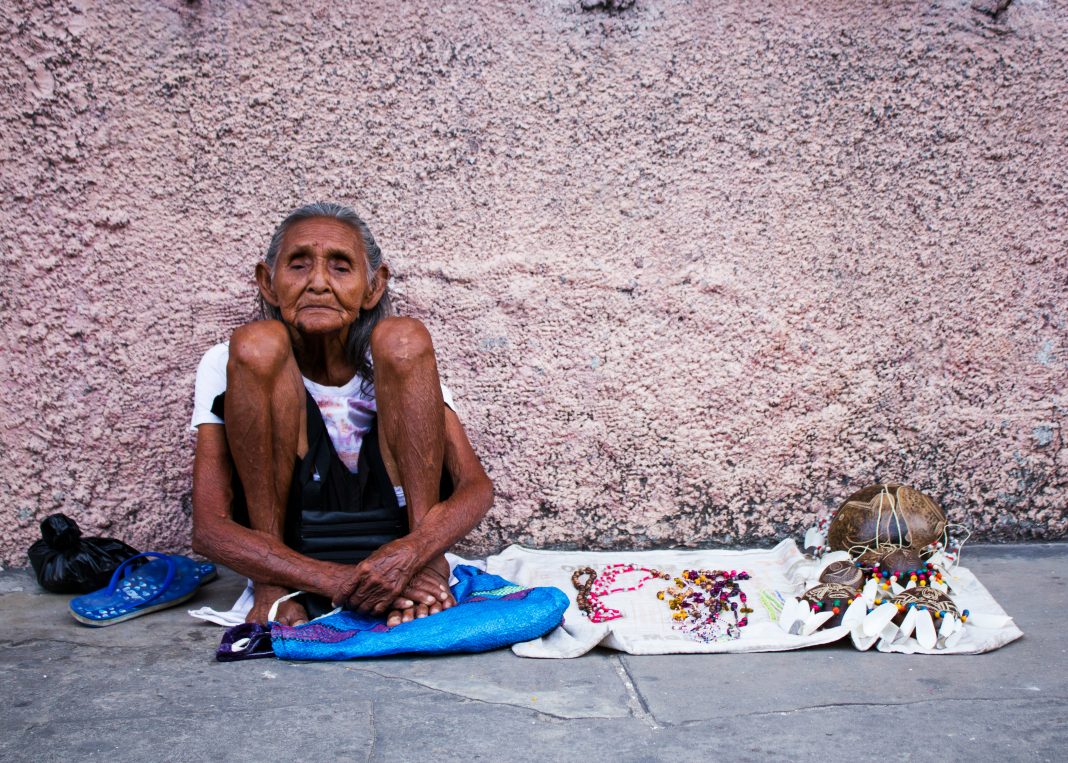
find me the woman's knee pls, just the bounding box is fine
[371,317,435,375]
[229,320,293,380]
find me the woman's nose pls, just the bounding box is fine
[307,260,330,290]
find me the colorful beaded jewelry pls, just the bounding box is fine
[571,564,670,623]
[862,559,945,589]
[657,569,752,642]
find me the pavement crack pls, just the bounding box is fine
[1,637,165,651]
[6,703,337,726]
[613,654,659,729]
[293,662,602,722]
[674,695,1068,725]
[366,701,377,763]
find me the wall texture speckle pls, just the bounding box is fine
[1,0,1066,564]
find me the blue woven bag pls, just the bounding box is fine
[271,565,568,660]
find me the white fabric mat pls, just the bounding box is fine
[485,540,1023,658]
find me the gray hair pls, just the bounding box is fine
[260,201,392,385]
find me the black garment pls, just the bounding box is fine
[211,390,409,564]
[210,388,452,618]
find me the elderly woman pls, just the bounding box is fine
[190,202,493,627]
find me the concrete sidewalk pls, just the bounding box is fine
[1,544,1065,762]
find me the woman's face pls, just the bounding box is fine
[257,217,388,337]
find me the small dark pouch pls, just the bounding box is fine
[216,622,275,662]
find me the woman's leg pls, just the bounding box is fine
[371,317,446,532]
[371,317,451,622]
[225,320,309,623]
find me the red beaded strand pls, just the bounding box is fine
[571,564,670,623]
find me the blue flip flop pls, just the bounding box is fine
[70,552,217,626]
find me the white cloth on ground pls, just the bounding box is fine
[485,540,1023,658]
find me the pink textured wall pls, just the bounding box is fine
[2,0,1066,565]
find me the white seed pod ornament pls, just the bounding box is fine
[798,583,862,631]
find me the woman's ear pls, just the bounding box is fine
[362,263,391,310]
[255,262,279,307]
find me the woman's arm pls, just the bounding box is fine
[334,407,494,610]
[192,423,452,610]
[405,406,495,561]
[191,422,347,598]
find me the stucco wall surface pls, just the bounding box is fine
[1,0,1066,564]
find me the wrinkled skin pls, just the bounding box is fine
[192,215,494,627]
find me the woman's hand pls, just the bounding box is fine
[386,561,455,627]
[331,537,429,614]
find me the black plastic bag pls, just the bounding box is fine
[27,513,141,594]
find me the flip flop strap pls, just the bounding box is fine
[266,590,340,624]
[267,590,305,623]
[104,552,177,607]
[232,627,272,653]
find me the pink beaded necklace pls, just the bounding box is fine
[572,564,670,623]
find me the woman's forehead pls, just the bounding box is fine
[281,217,365,257]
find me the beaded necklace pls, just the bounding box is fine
[571,564,670,623]
[865,560,951,609]
[657,569,752,642]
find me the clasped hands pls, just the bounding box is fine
[331,539,455,627]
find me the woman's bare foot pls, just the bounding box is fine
[245,583,309,626]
